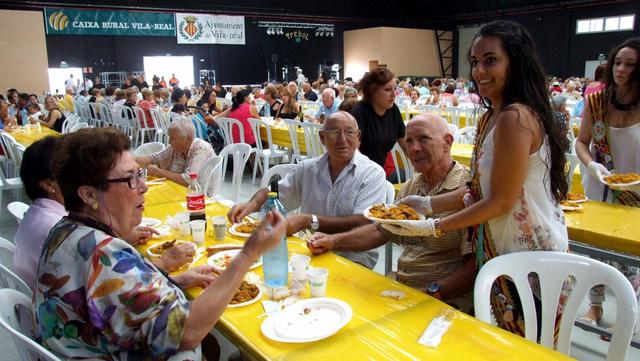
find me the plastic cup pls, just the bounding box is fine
[176,212,191,236]
[306,267,329,297]
[290,254,310,281]
[190,220,206,244]
[211,216,227,240]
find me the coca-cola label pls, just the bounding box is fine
[187,194,205,211]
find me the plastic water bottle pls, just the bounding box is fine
[186,172,206,225]
[259,190,288,288]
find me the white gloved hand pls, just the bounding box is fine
[588,161,611,179]
[381,218,436,237]
[396,195,433,216]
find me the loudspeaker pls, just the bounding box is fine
[271,54,278,62]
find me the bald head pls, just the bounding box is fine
[323,111,358,130]
[408,114,450,137]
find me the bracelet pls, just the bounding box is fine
[434,218,444,238]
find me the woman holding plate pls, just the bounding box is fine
[383,20,569,337]
[575,37,640,329]
[35,127,286,360]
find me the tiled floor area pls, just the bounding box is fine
[0,172,637,360]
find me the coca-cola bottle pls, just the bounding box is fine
[186,172,206,226]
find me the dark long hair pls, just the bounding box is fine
[232,89,250,111]
[603,37,640,106]
[469,20,567,203]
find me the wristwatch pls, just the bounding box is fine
[426,282,442,300]
[310,214,320,232]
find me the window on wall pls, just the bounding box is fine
[576,15,635,34]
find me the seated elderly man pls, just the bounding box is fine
[305,88,340,123]
[229,111,386,269]
[308,114,475,312]
[135,118,214,186]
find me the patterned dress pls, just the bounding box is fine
[34,217,200,360]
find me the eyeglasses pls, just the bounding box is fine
[321,129,359,140]
[102,168,145,189]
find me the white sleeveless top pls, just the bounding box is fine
[583,123,640,202]
[477,127,569,255]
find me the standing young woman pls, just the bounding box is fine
[384,20,569,336]
[575,37,640,327]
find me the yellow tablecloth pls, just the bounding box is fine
[565,200,640,257]
[6,126,59,147]
[139,187,570,360]
[259,123,307,154]
[403,109,469,127]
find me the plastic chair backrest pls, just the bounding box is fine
[0,264,32,298]
[454,126,477,144]
[216,117,245,146]
[97,103,113,126]
[7,202,29,224]
[199,155,223,198]
[247,118,266,154]
[0,289,61,361]
[300,122,325,158]
[260,164,296,188]
[69,122,90,132]
[283,118,303,160]
[132,106,150,130]
[0,237,15,269]
[133,142,164,157]
[390,143,413,184]
[474,251,638,361]
[61,117,77,134]
[384,181,395,204]
[447,123,459,135]
[218,143,251,202]
[565,153,581,192]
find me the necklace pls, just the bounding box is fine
[425,161,457,194]
[611,89,636,111]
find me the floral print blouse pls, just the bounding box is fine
[34,218,200,360]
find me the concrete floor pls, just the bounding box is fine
[0,171,637,360]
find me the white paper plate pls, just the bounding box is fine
[139,217,162,228]
[228,222,256,238]
[561,203,583,212]
[567,194,588,203]
[146,240,192,257]
[363,204,425,225]
[599,174,640,190]
[207,249,261,272]
[261,298,352,343]
[228,284,263,308]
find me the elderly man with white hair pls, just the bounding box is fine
[229,111,386,269]
[135,117,215,186]
[307,114,475,312]
[305,88,340,123]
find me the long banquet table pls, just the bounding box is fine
[5,125,59,146]
[139,181,571,360]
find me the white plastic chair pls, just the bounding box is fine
[248,118,288,184]
[7,202,29,224]
[454,126,477,144]
[260,164,296,188]
[61,116,78,134]
[447,123,459,135]
[390,142,413,184]
[0,289,61,361]
[0,264,32,298]
[0,163,23,209]
[199,156,223,198]
[132,106,156,145]
[216,117,245,147]
[474,251,638,361]
[0,236,15,268]
[149,108,169,144]
[133,142,164,157]
[565,153,581,192]
[97,103,113,128]
[69,122,90,133]
[283,118,308,164]
[300,122,326,158]
[383,180,396,275]
[218,144,252,203]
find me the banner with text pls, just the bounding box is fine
[176,13,245,45]
[44,8,175,36]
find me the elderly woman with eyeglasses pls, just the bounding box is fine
[35,127,286,360]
